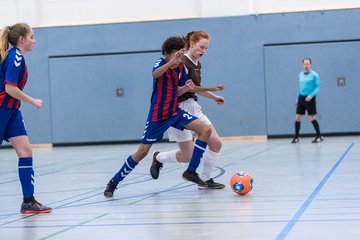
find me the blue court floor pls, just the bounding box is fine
[0,136,359,240]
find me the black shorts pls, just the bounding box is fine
[296,95,317,115]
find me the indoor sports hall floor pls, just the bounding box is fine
[1,136,359,240]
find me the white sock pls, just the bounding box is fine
[156,150,178,163]
[201,149,220,181]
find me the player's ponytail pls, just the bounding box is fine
[184,31,196,49]
[0,26,10,63]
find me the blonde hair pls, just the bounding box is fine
[184,31,210,50]
[0,23,31,63]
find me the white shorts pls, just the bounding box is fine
[167,98,212,142]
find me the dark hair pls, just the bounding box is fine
[0,23,31,62]
[161,36,186,55]
[184,31,209,49]
[302,58,312,64]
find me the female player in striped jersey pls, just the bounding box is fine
[104,36,218,197]
[0,23,52,213]
[150,31,226,189]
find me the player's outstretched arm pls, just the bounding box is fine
[198,91,225,105]
[191,84,224,92]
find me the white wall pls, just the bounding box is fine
[200,0,360,17]
[1,0,360,27]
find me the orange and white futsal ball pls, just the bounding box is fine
[230,172,253,195]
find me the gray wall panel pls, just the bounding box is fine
[49,52,159,143]
[17,8,360,144]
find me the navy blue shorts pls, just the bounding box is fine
[0,107,27,144]
[141,109,197,144]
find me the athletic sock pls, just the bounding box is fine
[295,121,301,138]
[112,156,138,184]
[18,157,34,199]
[311,120,321,136]
[156,150,178,163]
[201,149,220,181]
[187,139,207,172]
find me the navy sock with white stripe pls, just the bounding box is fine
[18,157,34,199]
[112,156,138,184]
[187,139,207,172]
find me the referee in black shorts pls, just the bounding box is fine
[292,58,324,143]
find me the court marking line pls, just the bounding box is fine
[38,213,107,240]
[0,141,283,227]
[117,143,283,207]
[275,143,354,240]
[128,166,226,205]
[0,214,37,228]
[1,217,360,230]
[43,166,227,209]
[0,170,63,185]
[0,167,189,227]
[36,142,279,209]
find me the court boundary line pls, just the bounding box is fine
[275,143,354,240]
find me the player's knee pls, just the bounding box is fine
[309,116,316,121]
[203,125,212,139]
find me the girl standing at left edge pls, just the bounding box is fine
[0,23,52,214]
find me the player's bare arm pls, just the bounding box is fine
[5,83,43,108]
[191,84,224,92]
[152,49,185,79]
[198,91,225,105]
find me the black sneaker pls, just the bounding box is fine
[291,137,299,143]
[104,180,117,198]
[182,169,207,188]
[198,178,225,190]
[312,136,324,143]
[150,151,163,179]
[21,199,52,214]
